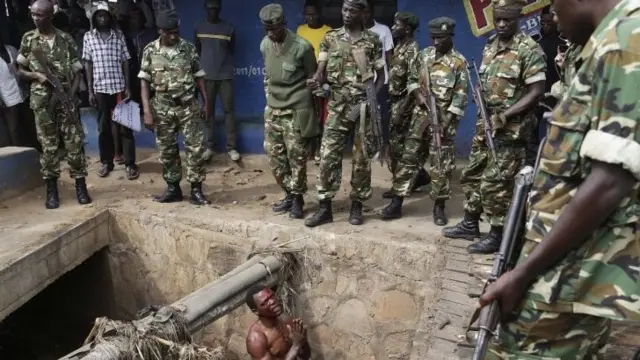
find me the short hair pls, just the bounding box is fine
[304,0,320,9]
[540,5,552,15]
[245,284,267,311]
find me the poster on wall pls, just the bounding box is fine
[463,0,551,37]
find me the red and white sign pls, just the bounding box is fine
[463,0,551,37]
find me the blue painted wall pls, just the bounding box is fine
[81,0,544,157]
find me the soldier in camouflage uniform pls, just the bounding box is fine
[259,4,318,219]
[16,0,91,210]
[478,0,640,357]
[304,0,385,228]
[381,11,432,200]
[550,41,582,99]
[139,10,211,206]
[381,17,469,226]
[443,0,546,254]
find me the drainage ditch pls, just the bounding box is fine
[0,208,441,360]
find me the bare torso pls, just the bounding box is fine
[247,318,295,359]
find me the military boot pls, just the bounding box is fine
[153,182,184,203]
[382,189,394,199]
[442,211,481,240]
[381,195,403,220]
[305,200,333,228]
[433,199,448,226]
[349,201,365,225]
[75,178,92,205]
[190,182,211,205]
[468,226,503,254]
[45,178,60,209]
[273,193,293,213]
[411,167,431,192]
[289,194,304,219]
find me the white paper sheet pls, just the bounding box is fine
[112,100,142,132]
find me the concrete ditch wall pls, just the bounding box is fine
[107,209,439,360]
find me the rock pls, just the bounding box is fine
[374,290,417,322]
[384,331,412,359]
[252,194,267,201]
[334,299,372,338]
[236,179,247,185]
[335,275,350,295]
[223,167,234,174]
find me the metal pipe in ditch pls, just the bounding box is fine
[59,255,285,359]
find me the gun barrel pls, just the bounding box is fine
[472,330,491,360]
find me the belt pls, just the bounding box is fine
[154,94,194,106]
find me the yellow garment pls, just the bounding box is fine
[296,24,332,59]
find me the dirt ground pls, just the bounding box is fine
[0,149,471,271]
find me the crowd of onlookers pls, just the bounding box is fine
[0,0,172,152]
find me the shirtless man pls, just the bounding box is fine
[245,285,310,360]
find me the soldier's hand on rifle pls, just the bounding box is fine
[415,91,427,108]
[34,72,49,84]
[143,111,154,129]
[478,268,531,323]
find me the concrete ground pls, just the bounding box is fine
[0,150,636,359]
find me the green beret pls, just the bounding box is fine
[395,12,419,31]
[156,10,180,30]
[493,0,527,15]
[343,0,367,9]
[259,3,284,25]
[428,17,456,35]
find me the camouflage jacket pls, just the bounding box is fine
[478,32,546,141]
[520,0,640,321]
[138,38,205,103]
[388,39,419,99]
[16,28,83,108]
[318,27,384,103]
[407,46,469,119]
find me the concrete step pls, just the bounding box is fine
[0,146,42,202]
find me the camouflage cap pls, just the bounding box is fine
[259,3,284,25]
[343,0,367,9]
[492,0,527,15]
[156,9,180,30]
[428,16,456,35]
[395,12,419,31]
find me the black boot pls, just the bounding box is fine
[442,211,481,240]
[349,201,365,226]
[433,200,448,226]
[381,195,403,220]
[289,194,304,219]
[411,167,431,192]
[153,182,183,203]
[382,189,394,199]
[45,178,60,209]
[75,178,92,205]
[305,200,333,228]
[273,193,293,213]
[468,226,503,254]
[190,183,210,205]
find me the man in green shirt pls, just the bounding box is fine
[259,4,319,219]
[479,0,640,358]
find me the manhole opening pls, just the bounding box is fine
[1,209,439,359]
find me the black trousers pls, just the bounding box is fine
[96,92,136,166]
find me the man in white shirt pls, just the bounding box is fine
[363,0,393,151]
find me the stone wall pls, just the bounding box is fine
[107,209,439,360]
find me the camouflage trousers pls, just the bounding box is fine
[392,108,457,200]
[485,306,611,359]
[461,135,526,226]
[32,104,88,180]
[316,99,375,202]
[152,96,205,184]
[263,107,310,195]
[388,97,411,173]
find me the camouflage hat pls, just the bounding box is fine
[395,12,419,31]
[156,9,180,30]
[259,3,284,25]
[428,17,456,35]
[343,0,367,9]
[492,0,527,15]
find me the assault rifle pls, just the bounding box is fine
[417,67,442,171]
[466,164,536,359]
[351,48,385,166]
[32,46,79,123]
[466,60,497,162]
